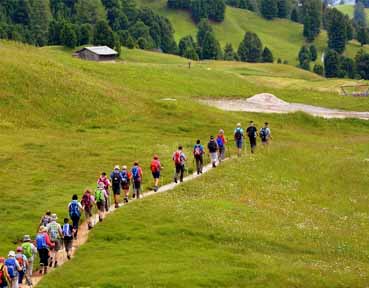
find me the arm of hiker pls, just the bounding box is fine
[15,259,21,271]
[44,233,54,248]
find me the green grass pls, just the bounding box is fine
[136,0,369,65]
[0,40,369,287]
[336,4,369,19]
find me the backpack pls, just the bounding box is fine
[69,201,81,218]
[62,224,72,237]
[174,151,181,164]
[0,264,5,285]
[194,145,202,156]
[111,172,121,186]
[22,243,33,259]
[82,193,92,208]
[120,171,129,184]
[235,128,242,140]
[95,189,104,202]
[208,141,217,152]
[5,258,16,278]
[216,136,224,148]
[15,254,24,269]
[132,166,141,181]
[41,215,51,227]
[150,160,159,173]
[260,127,268,141]
[49,223,60,242]
[36,233,47,250]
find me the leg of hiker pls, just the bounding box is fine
[71,216,80,240]
[134,181,141,199]
[195,156,201,174]
[110,165,123,208]
[62,218,73,260]
[174,164,180,183]
[179,164,185,182]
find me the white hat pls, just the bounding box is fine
[8,251,15,257]
[51,213,57,221]
[114,165,120,170]
[237,123,241,127]
[122,165,127,170]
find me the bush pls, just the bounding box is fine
[313,64,324,75]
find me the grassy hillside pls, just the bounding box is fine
[0,41,368,287]
[136,0,369,65]
[336,4,369,19]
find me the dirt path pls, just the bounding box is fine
[201,93,369,120]
[31,158,227,287]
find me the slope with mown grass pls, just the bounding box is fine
[136,0,369,64]
[336,4,369,19]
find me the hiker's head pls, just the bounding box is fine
[265,122,268,127]
[46,210,51,216]
[237,123,241,127]
[23,235,31,242]
[153,155,159,160]
[134,161,139,166]
[72,194,78,200]
[64,218,69,224]
[122,165,127,170]
[16,247,22,253]
[196,139,200,144]
[101,172,106,177]
[51,214,57,221]
[210,136,214,140]
[39,226,47,233]
[178,145,183,150]
[219,129,224,135]
[85,189,91,195]
[8,251,15,258]
[0,257,4,264]
[98,182,105,189]
[114,165,120,171]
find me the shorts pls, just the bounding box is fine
[96,201,105,212]
[210,152,218,162]
[152,171,160,179]
[112,186,121,195]
[249,137,256,147]
[64,237,73,252]
[121,181,130,190]
[261,139,269,144]
[133,181,141,192]
[235,139,243,149]
[84,207,92,218]
[52,239,62,251]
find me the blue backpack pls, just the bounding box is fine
[62,224,72,237]
[36,233,47,249]
[69,201,81,218]
[132,166,140,181]
[5,258,17,278]
[216,137,224,148]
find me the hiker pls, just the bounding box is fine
[97,172,111,212]
[62,218,73,260]
[110,165,122,208]
[68,194,82,240]
[120,166,131,203]
[36,226,54,275]
[5,251,21,288]
[131,161,143,199]
[246,121,258,154]
[95,183,107,222]
[21,235,37,279]
[193,140,205,175]
[234,123,244,157]
[14,247,27,287]
[81,189,94,229]
[46,214,63,268]
[150,155,163,192]
[173,146,187,183]
[38,210,52,230]
[208,136,219,168]
[0,257,10,288]
[260,122,272,145]
[216,129,227,162]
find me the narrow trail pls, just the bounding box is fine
[31,158,229,287]
[201,93,369,120]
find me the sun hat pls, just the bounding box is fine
[122,165,127,170]
[23,235,31,242]
[114,165,120,170]
[8,251,15,257]
[98,182,105,189]
[237,123,241,127]
[51,213,57,221]
[219,129,224,134]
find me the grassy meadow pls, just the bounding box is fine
[336,4,369,19]
[0,40,368,287]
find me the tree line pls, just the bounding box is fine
[0,0,177,54]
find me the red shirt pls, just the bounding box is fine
[151,160,161,172]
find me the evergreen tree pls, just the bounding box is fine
[354,1,366,26]
[262,47,274,62]
[261,0,278,20]
[309,44,317,61]
[128,20,154,48]
[324,49,340,78]
[79,23,92,45]
[60,22,77,48]
[326,8,347,53]
[357,24,368,46]
[201,32,222,59]
[344,15,353,41]
[75,0,106,25]
[159,17,177,53]
[298,45,311,70]
[313,63,324,75]
[30,0,51,46]
[340,56,355,78]
[121,0,138,23]
[93,20,115,47]
[184,47,199,60]
[137,36,147,49]
[238,31,263,62]
[48,20,62,44]
[290,7,299,22]
[208,0,226,22]
[178,35,197,56]
[277,0,289,18]
[355,49,369,79]
[13,0,31,25]
[302,0,322,42]
[191,0,209,22]
[197,19,213,47]
[223,42,238,61]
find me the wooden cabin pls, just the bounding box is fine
[75,46,118,61]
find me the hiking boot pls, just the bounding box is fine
[99,216,103,222]
[124,197,129,203]
[132,193,136,199]
[39,264,44,275]
[54,261,58,268]
[115,203,119,208]
[44,267,48,274]
[48,258,53,267]
[67,255,71,260]
[212,163,216,168]
[154,186,158,192]
[88,224,93,230]
[174,178,178,183]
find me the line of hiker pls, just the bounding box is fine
[0,122,271,288]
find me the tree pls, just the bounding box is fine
[223,42,238,61]
[277,0,289,18]
[309,44,317,61]
[159,17,177,54]
[93,20,115,47]
[197,19,213,47]
[178,35,197,56]
[302,0,322,41]
[60,22,77,48]
[184,47,199,60]
[298,46,311,70]
[354,2,366,26]
[324,49,340,78]
[13,0,31,25]
[262,47,274,62]
[291,7,299,22]
[340,56,355,78]
[261,0,278,20]
[357,25,368,46]
[191,0,209,22]
[137,37,147,49]
[238,31,263,62]
[325,8,347,54]
[128,20,154,48]
[355,49,369,79]
[201,32,222,59]
[79,23,92,45]
[75,0,106,25]
[344,15,353,41]
[30,0,51,46]
[48,20,62,45]
[208,0,226,22]
[313,63,324,75]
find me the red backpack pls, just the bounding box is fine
[0,264,5,285]
[82,193,92,208]
[174,151,181,164]
[150,160,160,173]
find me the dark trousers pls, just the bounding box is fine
[195,156,203,174]
[38,248,49,266]
[175,164,185,182]
[71,216,80,237]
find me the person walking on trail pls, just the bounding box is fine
[216,129,227,162]
[46,214,63,268]
[38,210,52,230]
[81,189,95,229]
[14,247,27,288]
[62,218,73,260]
[110,166,122,208]
[260,122,272,145]
[150,155,163,192]
[95,183,107,222]
[208,136,219,168]
[97,172,111,212]
[68,195,82,240]
[131,162,143,199]
[36,226,54,275]
[234,123,244,157]
[120,166,131,203]
[0,257,10,288]
[247,121,258,154]
[173,146,187,183]
[5,251,21,288]
[21,235,37,280]
[193,140,205,175]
